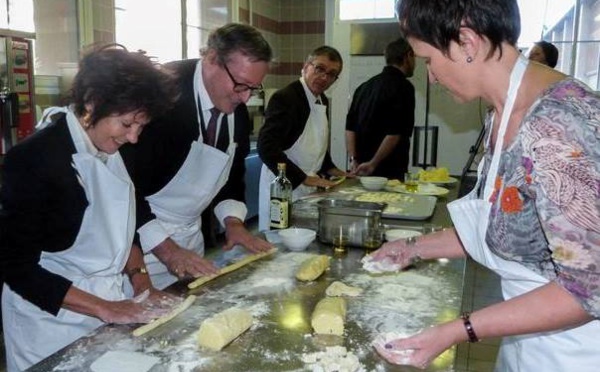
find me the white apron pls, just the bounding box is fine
[447,56,600,372]
[258,96,329,231]
[2,107,135,372]
[140,62,236,289]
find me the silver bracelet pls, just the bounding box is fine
[405,236,422,265]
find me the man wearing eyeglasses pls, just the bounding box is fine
[257,46,348,231]
[120,23,273,290]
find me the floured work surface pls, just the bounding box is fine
[28,247,463,372]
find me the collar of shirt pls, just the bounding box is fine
[196,60,221,128]
[76,118,109,163]
[299,77,322,106]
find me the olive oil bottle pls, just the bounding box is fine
[270,163,292,229]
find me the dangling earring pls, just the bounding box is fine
[82,113,91,129]
[466,56,473,63]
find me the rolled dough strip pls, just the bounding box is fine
[325,281,363,297]
[311,297,347,335]
[188,247,278,289]
[295,254,330,281]
[132,295,196,337]
[197,307,253,351]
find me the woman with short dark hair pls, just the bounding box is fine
[369,0,600,370]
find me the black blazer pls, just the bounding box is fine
[257,80,336,188]
[120,59,251,237]
[0,116,83,315]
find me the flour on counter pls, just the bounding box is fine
[215,252,314,296]
[345,269,460,337]
[301,345,365,372]
[90,350,159,372]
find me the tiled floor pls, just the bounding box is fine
[0,227,503,372]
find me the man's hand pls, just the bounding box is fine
[354,161,376,176]
[223,217,273,253]
[303,175,338,189]
[152,238,219,278]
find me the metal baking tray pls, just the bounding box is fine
[316,199,386,247]
[351,192,437,220]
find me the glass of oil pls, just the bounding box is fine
[404,172,419,193]
[331,225,349,255]
[362,227,383,252]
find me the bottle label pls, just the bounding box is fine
[270,198,289,229]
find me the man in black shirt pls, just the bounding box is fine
[345,37,416,180]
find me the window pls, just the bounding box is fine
[184,0,228,59]
[519,0,600,89]
[115,0,182,63]
[339,0,396,20]
[115,0,229,62]
[0,0,34,33]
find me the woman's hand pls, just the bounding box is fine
[97,290,182,324]
[368,239,419,269]
[374,323,460,369]
[64,286,185,325]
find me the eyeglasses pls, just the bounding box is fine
[222,63,264,96]
[309,62,339,80]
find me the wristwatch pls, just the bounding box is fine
[126,267,148,278]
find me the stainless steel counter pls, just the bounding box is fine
[28,180,464,372]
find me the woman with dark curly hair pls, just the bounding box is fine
[0,44,178,371]
[369,0,600,370]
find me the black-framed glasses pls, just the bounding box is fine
[223,63,264,96]
[309,62,339,80]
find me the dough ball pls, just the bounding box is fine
[197,307,253,351]
[296,254,330,281]
[311,297,346,335]
[325,281,363,297]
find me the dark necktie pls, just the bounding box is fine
[315,98,322,105]
[205,107,220,147]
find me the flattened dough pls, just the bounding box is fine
[311,297,347,335]
[132,295,196,337]
[295,255,330,281]
[197,307,253,351]
[325,281,363,297]
[91,350,159,372]
[188,248,277,289]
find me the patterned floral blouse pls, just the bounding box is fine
[480,78,600,318]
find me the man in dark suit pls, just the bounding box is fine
[257,46,347,231]
[121,23,273,289]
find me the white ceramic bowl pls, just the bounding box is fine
[359,176,388,191]
[278,228,317,251]
[385,229,422,242]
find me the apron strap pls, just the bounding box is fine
[482,56,529,199]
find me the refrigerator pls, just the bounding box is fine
[0,35,35,155]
